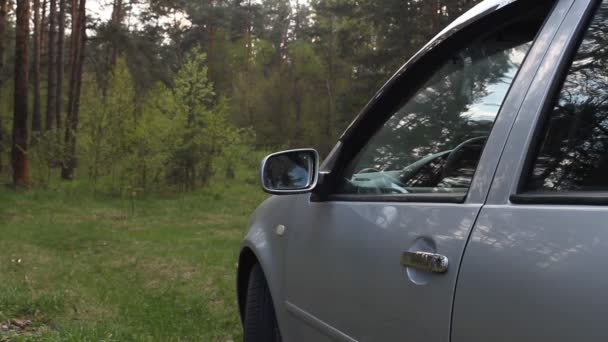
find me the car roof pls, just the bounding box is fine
[435,0,518,40]
[395,0,520,82]
[339,0,520,141]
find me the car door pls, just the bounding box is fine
[452,0,608,341]
[280,2,558,341]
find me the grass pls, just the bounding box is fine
[0,180,268,341]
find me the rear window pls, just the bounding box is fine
[523,1,608,192]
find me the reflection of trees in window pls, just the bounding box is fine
[404,154,447,187]
[525,3,608,192]
[266,154,310,189]
[357,30,533,173]
[336,12,551,195]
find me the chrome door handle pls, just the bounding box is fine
[401,251,449,273]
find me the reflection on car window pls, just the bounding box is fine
[336,20,541,195]
[524,2,608,192]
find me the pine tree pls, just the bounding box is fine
[62,0,86,179]
[56,0,66,128]
[13,0,32,185]
[32,0,43,132]
[46,0,57,130]
[0,0,8,174]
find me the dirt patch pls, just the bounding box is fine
[0,243,56,274]
[0,316,48,342]
[209,227,242,239]
[91,209,130,221]
[0,212,34,224]
[192,213,232,226]
[137,257,201,289]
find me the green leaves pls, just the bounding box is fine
[75,50,250,193]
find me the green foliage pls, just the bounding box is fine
[169,47,217,190]
[0,182,268,341]
[132,82,176,191]
[164,47,249,190]
[30,130,64,187]
[78,58,137,194]
[0,1,489,340]
[74,51,255,195]
[0,0,484,190]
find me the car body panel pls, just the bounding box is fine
[464,0,576,203]
[486,0,585,205]
[237,0,588,341]
[277,2,563,338]
[282,200,482,341]
[452,0,605,341]
[453,205,608,341]
[238,195,298,336]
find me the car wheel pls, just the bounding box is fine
[244,263,282,342]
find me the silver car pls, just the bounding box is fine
[237,0,608,340]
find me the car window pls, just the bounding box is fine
[336,18,543,196]
[523,2,608,193]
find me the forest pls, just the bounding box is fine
[0,0,482,193]
[0,0,493,340]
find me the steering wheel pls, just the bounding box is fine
[441,136,487,180]
[356,167,381,174]
[350,167,409,194]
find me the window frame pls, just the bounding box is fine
[511,0,608,205]
[313,1,557,204]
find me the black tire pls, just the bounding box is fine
[244,263,282,342]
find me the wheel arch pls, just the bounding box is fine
[236,194,298,337]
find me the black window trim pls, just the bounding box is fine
[511,192,608,205]
[312,0,557,204]
[510,0,605,206]
[327,193,467,204]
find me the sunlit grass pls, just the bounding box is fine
[0,180,267,341]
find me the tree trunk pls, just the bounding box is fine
[70,0,77,51]
[70,0,77,89]
[324,13,336,154]
[13,0,31,186]
[99,0,122,97]
[292,51,303,144]
[244,0,252,126]
[41,0,47,53]
[55,0,65,129]
[293,80,302,144]
[0,0,8,174]
[110,0,123,67]
[66,0,79,134]
[62,0,85,180]
[46,0,57,130]
[32,0,42,132]
[0,103,2,173]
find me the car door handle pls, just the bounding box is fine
[401,251,449,273]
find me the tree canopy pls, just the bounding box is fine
[0,0,483,192]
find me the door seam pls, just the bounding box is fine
[447,0,576,340]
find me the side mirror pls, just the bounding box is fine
[261,149,320,194]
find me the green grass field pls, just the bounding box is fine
[0,182,267,341]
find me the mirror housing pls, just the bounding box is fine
[260,149,320,194]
